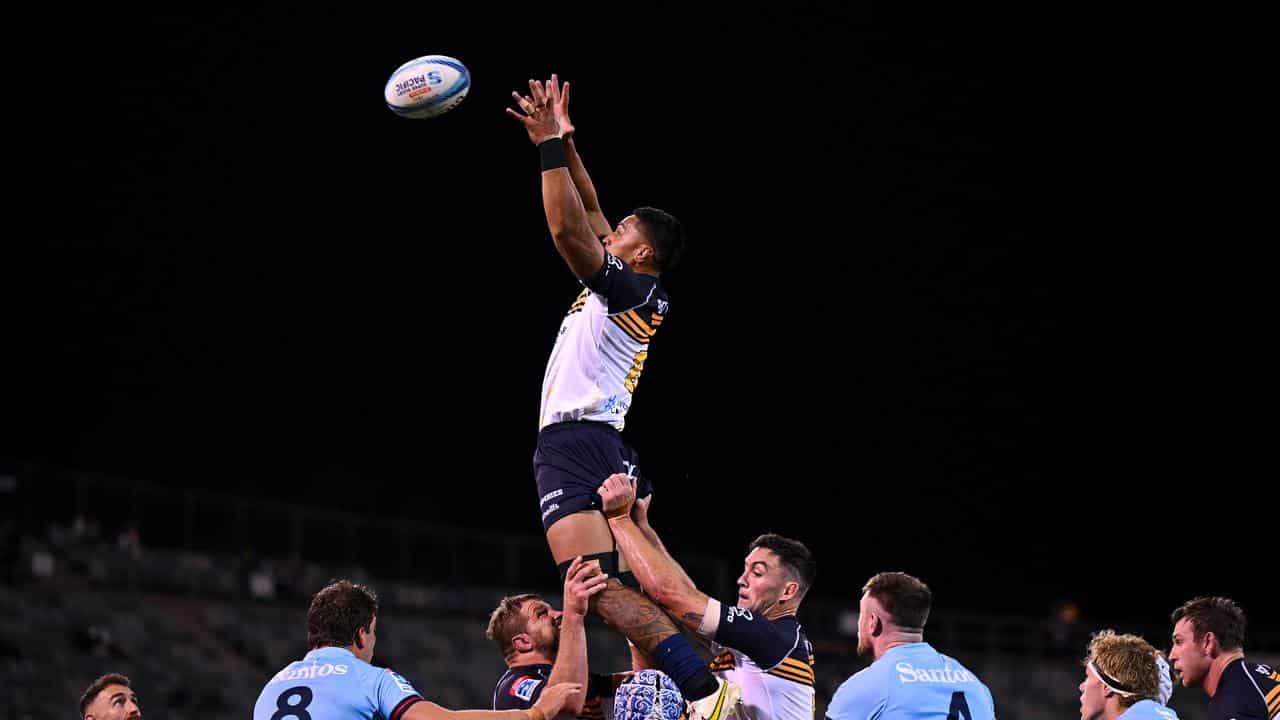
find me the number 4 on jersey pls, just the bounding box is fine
[947,691,972,720]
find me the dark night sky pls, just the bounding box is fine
[9,6,1271,630]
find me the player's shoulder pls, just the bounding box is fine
[496,664,552,702]
[831,661,890,703]
[1215,658,1280,718]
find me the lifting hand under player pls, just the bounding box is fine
[597,473,637,520]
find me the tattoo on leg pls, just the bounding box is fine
[593,578,679,654]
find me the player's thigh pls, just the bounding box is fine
[545,509,615,565]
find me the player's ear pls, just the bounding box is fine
[512,633,534,652]
[636,243,654,264]
[779,580,800,604]
[1202,631,1219,656]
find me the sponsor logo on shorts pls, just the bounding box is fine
[542,503,559,520]
[513,676,543,701]
[540,489,564,506]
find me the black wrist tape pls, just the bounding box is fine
[538,137,567,171]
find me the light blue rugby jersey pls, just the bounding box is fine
[826,643,995,720]
[1117,699,1179,720]
[253,646,424,720]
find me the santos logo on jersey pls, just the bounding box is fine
[895,663,979,684]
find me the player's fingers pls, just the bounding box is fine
[529,79,547,106]
[511,91,534,113]
[565,555,584,578]
[504,107,532,125]
[562,82,570,110]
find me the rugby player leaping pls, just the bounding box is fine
[507,75,738,720]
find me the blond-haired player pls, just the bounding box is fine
[1079,630,1178,720]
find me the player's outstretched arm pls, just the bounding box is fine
[629,493,697,591]
[506,79,604,280]
[546,557,609,719]
[598,474,710,633]
[403,683,583,720]
[546,74,611,238]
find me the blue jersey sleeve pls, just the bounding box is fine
[711,608,801,670]
[583,254,659,314]
[826,668,887,720]
[375,668,425,720]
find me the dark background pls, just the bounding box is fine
[8,5,1268,632]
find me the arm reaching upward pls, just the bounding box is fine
[507,78,605,280]
[548,75,611,238]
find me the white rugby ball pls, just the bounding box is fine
[384,55,470,119]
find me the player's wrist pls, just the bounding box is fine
[538,136,568,170]
[526,706,547,720]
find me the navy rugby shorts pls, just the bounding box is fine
[533,421,653,531]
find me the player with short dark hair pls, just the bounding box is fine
[1169,596,1278,719]
[507,75,735,720]
[254,579,583,720]
[598,474,817,720]
[826,572,996,720]
[79,673,141,720]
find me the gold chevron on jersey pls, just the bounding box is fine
[708,649,736,672]
[610,312,652,343]
[568,289,590,316]
[650,312,665,327]
[766,657,815,686]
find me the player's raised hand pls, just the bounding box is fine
[548,74,574,139]
[505,78,562,145]
[562,556,608,618]
[597,473,637,519]
[532,682,584,720]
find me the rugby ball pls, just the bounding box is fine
[384,55,470,119]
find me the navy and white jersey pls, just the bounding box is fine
[826,642,995,720]
[494,663,612,720]
[705,607,814,720]
[539,254,668,431]
[1118,699,1179,720]
[1209,658,1280,720]
[253,646,423,720]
